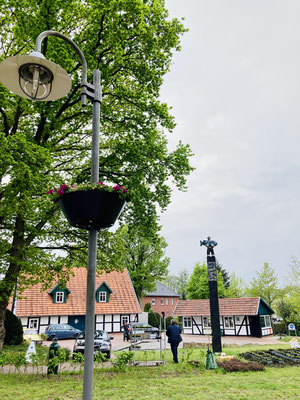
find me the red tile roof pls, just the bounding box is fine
[15,268,141,317]
[173,298,262,316]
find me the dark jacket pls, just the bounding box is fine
[166,324,182,344]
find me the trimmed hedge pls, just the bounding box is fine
[272,321,300,335]
[272,322,287,335]
[148,311,163,329]
[4,309,23,345]
[165,316,173,329]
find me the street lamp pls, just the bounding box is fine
[200,236,222,353]
[0,30,103,400]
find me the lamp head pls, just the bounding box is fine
[0,51,72,101]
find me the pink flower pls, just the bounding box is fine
[57,190,65,196]
[60,184,68,190]
[46,189,54,195]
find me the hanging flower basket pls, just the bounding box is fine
[47,183,128,230]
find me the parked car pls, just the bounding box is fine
[45,324,81,340]
[128,322,161,338]
[73,330,113,359]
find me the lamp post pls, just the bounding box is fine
[200,236,222,353]
[0,31,103,400]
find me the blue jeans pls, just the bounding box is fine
[170,342,179,363]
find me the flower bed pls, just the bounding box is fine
[217,358,265,372]
[241,348,300,367]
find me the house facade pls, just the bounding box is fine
[173,297,274,337]
[141,282,180,317]
[13,268,142,334]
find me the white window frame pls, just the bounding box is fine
[224,316,234,328]
[152,298,156,306]
[161,298,164,305]
[183,317,192,328]
[55,291,64,303]
[99,291,107,302]
[121,316,129,326]
[166,298,169,305]
[171,298,174,305]
[29,318,38,329]
[260,315,271,328]
[203,316,211,328]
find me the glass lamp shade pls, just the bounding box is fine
[0,51,72,101]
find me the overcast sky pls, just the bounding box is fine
[159,0,300,285]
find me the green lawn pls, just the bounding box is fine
[0,344,299,400]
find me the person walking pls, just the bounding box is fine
[166,319,182,363]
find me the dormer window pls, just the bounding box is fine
[49,284,71,304]
[95,281,112,303]
[98,291,107,302]
[56,292,64,303]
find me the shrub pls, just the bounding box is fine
[165,316,173,329]
[148,311,163,329]
[4,309,23,345]
[144,303,152,312]
[113,351,134,371]
[272,322,287,335]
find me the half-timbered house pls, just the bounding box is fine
[173,297,274,337]
[13,268,142,334]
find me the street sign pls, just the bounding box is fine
[288,323,296,331]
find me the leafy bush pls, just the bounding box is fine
[148,311,163,328]
[113,351,134,371]
[144,303,152,312]
[272,322,287,335]
[4,309,23,345]
[165,316,173,329]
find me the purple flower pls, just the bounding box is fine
[46,189,54,195]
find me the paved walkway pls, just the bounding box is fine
[42,332,281,353]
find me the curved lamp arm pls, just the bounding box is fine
[36,30,98,106]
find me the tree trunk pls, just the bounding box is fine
[0,216,24,351]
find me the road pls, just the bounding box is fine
[43,332,281,354]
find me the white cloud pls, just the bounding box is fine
[160,0,300,284]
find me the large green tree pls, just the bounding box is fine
[186,262,226,299]
[0,0,193,350]
[246,262,279,307]
[224,272,246,298]
[163,269,189,299]
[274,258,300,326]
[112,225,169,300]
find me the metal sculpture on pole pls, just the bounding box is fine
[200,236,222,353]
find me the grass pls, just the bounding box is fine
[278,336,299,343]
[0,344,299,400]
